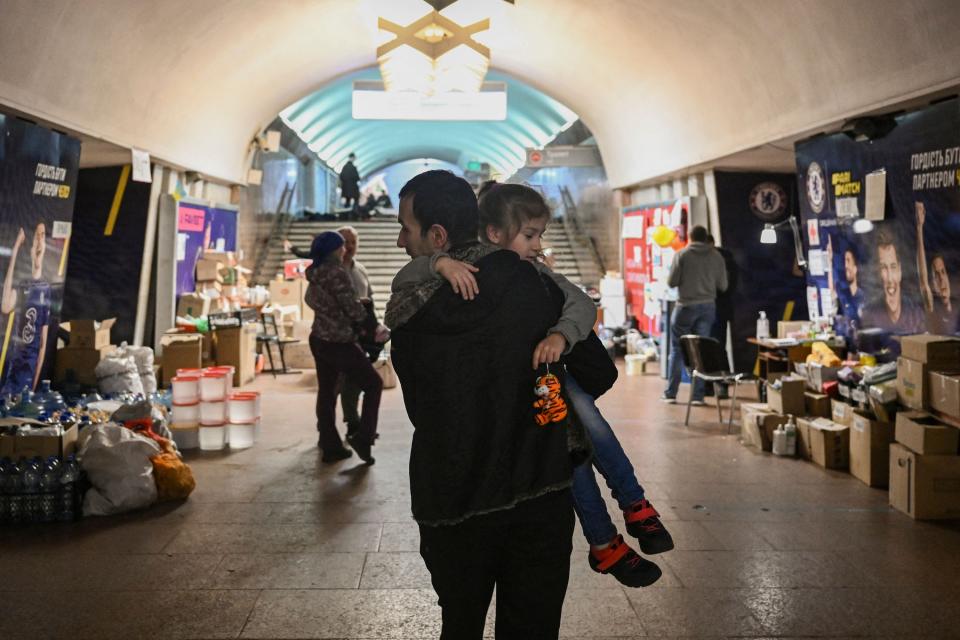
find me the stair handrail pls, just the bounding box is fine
[558,185,606,277]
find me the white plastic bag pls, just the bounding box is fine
[78,423,160,516]
[95,354,145,396]
[117,342,157,394]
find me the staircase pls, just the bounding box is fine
[255,218,603,317]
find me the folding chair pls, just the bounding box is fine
[257,312,301,376]
[679,335,745,431]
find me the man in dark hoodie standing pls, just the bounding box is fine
[387,170,575,639]
[662,225,728,405]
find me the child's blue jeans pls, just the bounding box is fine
[567,374,646,547]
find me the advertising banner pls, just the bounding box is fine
[796,99,960,353]
[0,115,80,393]
[622,199,689,335]
[175,201,238,295]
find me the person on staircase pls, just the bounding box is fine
[339,153,361,215]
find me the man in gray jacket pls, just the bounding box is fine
[662,225,728,405]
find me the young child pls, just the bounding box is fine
[390,183,673,587]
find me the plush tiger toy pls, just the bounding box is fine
[533,372,568,426]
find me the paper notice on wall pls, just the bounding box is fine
[836,197,859,219]
[807,286,820,320]
[807,219,820,246]
[653,207,663,226]
[819,287,835,317]
[670,201,684,226]
[215,237,226,252]
[131,148,152,183]
[808,249,825,276]
[52,220,72,239]
[622,215,644,238]
[176,233,188,261]
[865,169,887,220]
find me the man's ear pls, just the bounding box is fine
[485,225,502,245]
[428,224,449,250]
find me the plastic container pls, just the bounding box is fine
[198,423,226,450]
[784,415,797,456]
[170,424,199,450]
[228,392,259,423]
[209,366,235,396]
[199,371,228,401]
[171,375,200,404]
[624,354,647,376]
[200,400,226,425]
[772,425,788,456]
[228,420,256,449]
[171,402,200,425]
[176,368,203,378]
[756,311,770,340]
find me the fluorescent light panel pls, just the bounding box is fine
[352,80,506,121]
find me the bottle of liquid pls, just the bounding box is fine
[5,459,23,524]
[784,415,797,457]
[21,457,41,524]
[756,311,770,340]
[0,457,10,524]
[772,424,788,456]
[39,456,61,523]
[59,455,80,522]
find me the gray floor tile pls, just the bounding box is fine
[359,552,433,589]
[211,552,365,589]
[626,587,766,637]
[163,523,382,554]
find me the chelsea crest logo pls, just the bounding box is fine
[805,162,826,214]
[749,182,788,221]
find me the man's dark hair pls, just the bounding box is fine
[690,225,709,243]
[705,233,716,245]
[399,170,479,245]
[875,228,898,257]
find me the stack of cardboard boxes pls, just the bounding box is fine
[177,251,254,320]
[54,318,117,388]
[889,335,960,520]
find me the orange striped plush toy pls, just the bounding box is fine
[533,372,568,426]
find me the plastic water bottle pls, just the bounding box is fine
[59,455,80,522]
[39,457,61,523]
[756,311,770,340]
[5,459,23,524]
[772,424,788,456]
[784,416,798,457]
[21,457,42,523]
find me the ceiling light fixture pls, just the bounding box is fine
[377,10,490,96]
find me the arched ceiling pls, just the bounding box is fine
[280,68,577,178]
[2,0,959,188]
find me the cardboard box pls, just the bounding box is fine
[900,334,960,367]
[850,410,895,487]
[160,334,203,387]
[831,398,854,427]
[0,421,78,459]
[930,372,960,419]
[896,411,959,455]
[796,417,816,461]
[767,376,806,417]
[214,324,259,387]
[195,259,225,283]
[54,345,116,387]
[61,318,115,350]
[203,250,234,266]
[176,293,211,319]
[808,419,849,469]
[269,279,305,309]
[896,357,926,410]
[889,442,960,520]
[740,403,788,452]
[806,362,840,393]
[804,392,832,418]
[777,320,809,339]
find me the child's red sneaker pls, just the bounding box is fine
[588,534,661,588]
[624,499,675,554]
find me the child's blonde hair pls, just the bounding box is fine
[477,182,551,242]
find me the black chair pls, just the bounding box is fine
[257,313,300,377]
[679,335,745,430]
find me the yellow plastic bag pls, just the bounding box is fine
[805,341,841,367]
[151,452,197,502]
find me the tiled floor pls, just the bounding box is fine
[2,365,959,639]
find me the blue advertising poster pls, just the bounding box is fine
[175,200,238,296]
[796,99,960,355]
[0,115,80,393]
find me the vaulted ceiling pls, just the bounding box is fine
[2,0,959,187]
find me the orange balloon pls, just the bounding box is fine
[670,236,686,251]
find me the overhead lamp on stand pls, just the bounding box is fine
[759,216,807,268]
